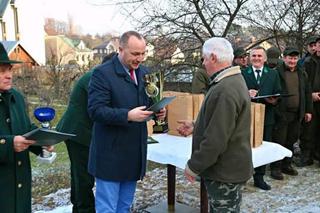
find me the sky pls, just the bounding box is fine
[39,0,139,35]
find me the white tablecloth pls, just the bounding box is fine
[147,134,292,169]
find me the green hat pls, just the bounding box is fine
[283,47,300,56]
[267,47,281,64]
[0,42,22,64]
[233,47,247,58]
[306,36,318,45]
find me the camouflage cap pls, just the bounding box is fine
[233,47,247,58]
[283,46,300,56]
[266,47,281,64]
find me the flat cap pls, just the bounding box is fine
[306,35,318,45]
[267,47,281,64]
[283,47,300,56]
[233,47,247,58]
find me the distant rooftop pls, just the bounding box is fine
[0,0,9,17]
[1,40,19,54]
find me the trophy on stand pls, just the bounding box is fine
[144,71,168,133]
[34,107,57,163]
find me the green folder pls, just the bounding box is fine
[23,128,76,146]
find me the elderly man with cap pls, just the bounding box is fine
[0,42,53,213]
[233,47,248,70]
[266,46,282,69]
[301,35,320,165]
[270,47,312,180]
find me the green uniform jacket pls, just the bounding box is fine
[56,71,93,146]
[275,61,313,123]
[0,89,41,213]
[242,65,282,126]
[188,66,253,183]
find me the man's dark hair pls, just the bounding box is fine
[119,31,144,47]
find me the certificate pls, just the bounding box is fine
[147,96,176,113]
[23,128,76,146]
[251,93,294,100]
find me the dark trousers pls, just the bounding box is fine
[271,112,300,170]
[66,141,95,213]
[254,125,273,177]
[299,119,313,160]
[307,104,320,160]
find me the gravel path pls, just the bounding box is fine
[32,162,320,212]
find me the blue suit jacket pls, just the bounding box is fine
[88,55,151,181]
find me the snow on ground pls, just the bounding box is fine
[33,163,320,213]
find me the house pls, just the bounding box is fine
[0,0,46,64]
[92,38,119,61]
[45,35,94,66]
[2,40,38,68]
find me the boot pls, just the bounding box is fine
[281,164,298,176]
[270,169,284,180]
[295,157,313,167]
[254,175,271,190]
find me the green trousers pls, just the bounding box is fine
[66,141,95,213]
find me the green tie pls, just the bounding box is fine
[256,70,261,84]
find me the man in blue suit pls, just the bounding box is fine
[88,31,165,213]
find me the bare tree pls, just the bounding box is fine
[93,0,320,82]
[243,0,320,52]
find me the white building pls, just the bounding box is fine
[0,0,46,64]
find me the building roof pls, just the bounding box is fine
[1,40,39,65]
[0,0,9,17]
[2,40,19,54]
[58,35,92,52]
[93,42,110,49]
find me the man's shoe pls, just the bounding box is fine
[295,159,314,167]
[282,165,298,176]
[254,177,271,190]
[270,170,284,180]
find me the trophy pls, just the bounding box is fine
[34,107,57,163]
[144,71,168,133]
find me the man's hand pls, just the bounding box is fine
[264,96,278,105]
[44,145,54,152]
[248,89,258,98]
[13,136,35,152]
[155,108,166,120]
[312,92,320,102]
[177,120,194,137]
[184,168,196,183]
[304,113,312,123]
[128,106,154,122]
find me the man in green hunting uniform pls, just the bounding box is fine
[0,42,53,213]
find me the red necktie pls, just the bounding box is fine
[129,69,135,81]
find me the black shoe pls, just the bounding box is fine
[295,159,314,167]
[254,177,271,190]
[282,165,298,176]
[270,170,284,180]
